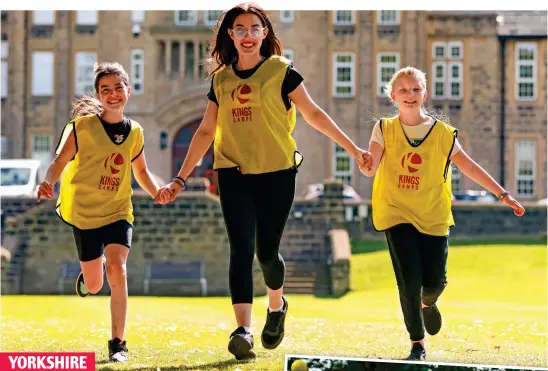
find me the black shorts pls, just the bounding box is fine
[72,220,133,262]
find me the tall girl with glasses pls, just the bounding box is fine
[155,1,368,361]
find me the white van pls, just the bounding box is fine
[0,159,42,198]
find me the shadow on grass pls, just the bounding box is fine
[97,358,250,370]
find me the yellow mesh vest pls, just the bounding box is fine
[212,55,299,174]
[55,114,142,229]
[372,116,457,236]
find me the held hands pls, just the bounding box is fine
[353,147,373,174]
[154,181,184,205]
[37,181,54,203]
[500,193,526,217]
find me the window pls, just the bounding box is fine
[378,11,399,25]
[32,51,54,96]
[515,140,536,198]
[185,41,195,78]
[1,40,7,99]
[431,41,463,99]
[332,52,355,98]
[76,11,98,25]
[1,136,7,155]
[280,10,294,23]
[333,11,355,25]
[131,11,145,24]
[283,48,294,62]
[175,11,197,26]
[75,52,96,96]
[171,41,180,73]
[31,135,52,179]
[204,10,223,26]
[451,164,461,193]
[333,144,353,185]
[32,11,55,25]
[33,135,51,152]
[131,49,144,94]
[515,43,537,101]
[377,53,400,96]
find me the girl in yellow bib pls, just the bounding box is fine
[155,2,367,360]
[360,67,525,361]
[36,62,168,363]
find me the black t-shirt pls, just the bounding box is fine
[97,115,132,145]
[207,58,304,110]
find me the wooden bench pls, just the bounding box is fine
[143,261,207,296]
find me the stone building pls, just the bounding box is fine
[1,10,546,201]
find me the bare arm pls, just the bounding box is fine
[288,83,364,163]
[154,101,217,204]
[176,101,218,181]
[452,149,525,216]
[37,129,77,202]
[45,131,77,185]
[451,149,505,196]
[360,141,384,177]
[131,150,160,199]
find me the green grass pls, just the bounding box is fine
[351,236,548,254]
[1,245,546,370]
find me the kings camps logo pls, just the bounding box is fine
[99,153,124,191]
[231,84,253,123]
[398,152,423,190]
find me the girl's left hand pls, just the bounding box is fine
[502,194,526,217]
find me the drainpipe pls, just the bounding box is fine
[499,35,506,188]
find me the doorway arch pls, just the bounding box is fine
[172,120,218,194]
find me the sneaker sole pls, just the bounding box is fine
[228,336,256,360]
[261,300,288,350]
[423,305,442,336]
[75,272,90,298]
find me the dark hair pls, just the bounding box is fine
[207,2,282,77]
[71,61,130,119]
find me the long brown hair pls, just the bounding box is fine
[207,2,282,77]
[71,61,130,119]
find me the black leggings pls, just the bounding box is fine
[217,167,296,304]
[385,223,449,341]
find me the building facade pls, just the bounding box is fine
[1,10,546,201]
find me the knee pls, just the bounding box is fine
[422,282,447,303]
[256,252,282,269]
[106,261,127,281]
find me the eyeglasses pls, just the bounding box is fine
[231,27,266,39]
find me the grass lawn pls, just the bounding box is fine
[1,244,546,370]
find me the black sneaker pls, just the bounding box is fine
[423,303,442,336]
[228,327,256,360]
[261,296,288,350]
[75,257,106,297]
[108,338,129,362]
[406,342,426,361]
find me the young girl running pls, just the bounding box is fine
[155,2,367,360]
[37,61,169,362]
[360,66,526,361]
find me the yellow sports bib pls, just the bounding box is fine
[55,114,144,229]
[213,55,300,174]
[372,116,457,236]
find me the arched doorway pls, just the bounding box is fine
[172,120,218,194]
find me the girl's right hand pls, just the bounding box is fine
[37,181,54,203]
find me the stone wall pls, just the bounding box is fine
[1,179,350,296]
[344,201,547,241]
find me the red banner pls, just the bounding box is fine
[0,353,95,371]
